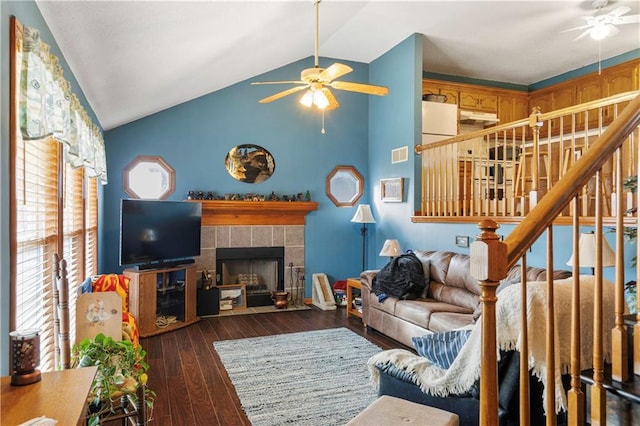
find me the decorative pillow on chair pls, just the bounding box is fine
[412,329,472,369]
[92,274,131,313]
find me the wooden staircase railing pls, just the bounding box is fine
[415,90,639,222]
[472,93,640,425]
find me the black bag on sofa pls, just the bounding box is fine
[372,251,425,300]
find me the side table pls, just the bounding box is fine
[346,277,362,320]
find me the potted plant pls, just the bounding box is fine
[71,333,155,426]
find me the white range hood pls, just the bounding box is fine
[459,110,500,124]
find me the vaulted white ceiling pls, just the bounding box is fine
[35,0,640,130]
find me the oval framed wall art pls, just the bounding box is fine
[225,144,275,183]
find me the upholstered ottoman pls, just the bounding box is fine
[347,395,459,425]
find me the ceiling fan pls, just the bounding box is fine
[562,0,640,41]
[251,0,388,111]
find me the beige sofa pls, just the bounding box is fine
[360,250,571,348]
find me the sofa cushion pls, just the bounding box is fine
[365,290,399,315]
[395,299,472,330]
[429,312,475,332]
[412,329,472,369]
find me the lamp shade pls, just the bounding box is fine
[566,232,616,268]
[379,239,402,257]
[350,204,376,224]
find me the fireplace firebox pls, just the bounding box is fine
[215,247,285,307]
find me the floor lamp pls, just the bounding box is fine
[351,204,376,271]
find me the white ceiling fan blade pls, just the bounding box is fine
[617,14,640,24]
[573,29,593,41]
[607,25,620,37]
[608,6,631,17]
[561,24,592,33]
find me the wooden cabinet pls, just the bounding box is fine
[422,58,639,135]
[422,81,459,105]
[459,90,498,112]
[602,62,639,122]
[528,59,639,132]
[498,94,529,136]
[125,264,198,337]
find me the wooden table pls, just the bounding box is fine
[1,366,97,425]
[346,277,363,319]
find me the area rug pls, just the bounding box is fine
[213,327,381,425]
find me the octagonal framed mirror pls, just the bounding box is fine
[326,165,364,207]
[123,155,175,200]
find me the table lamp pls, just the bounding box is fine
[379,239,402,258]
[566,231,616,275]
[351,204,376,271]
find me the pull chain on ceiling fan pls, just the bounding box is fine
[251,0,389,115]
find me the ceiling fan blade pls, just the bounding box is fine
[618,14,640,24]
[608,6,631,17]
[320,88,340,111]
[258,85,308,104]
[561,24,592,33]
[252,80,305,85]
[330,81,389,96]
[319,63,353,82]
[573,29,593,41]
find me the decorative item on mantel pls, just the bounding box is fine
[188,190,312,202]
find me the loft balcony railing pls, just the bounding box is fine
[465,93,640,425]
[414,91,639,226]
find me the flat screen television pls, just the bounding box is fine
[119,199,202,270]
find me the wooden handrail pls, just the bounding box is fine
[504,94,640,269]
[415,91,639,154]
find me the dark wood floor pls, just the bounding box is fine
[141,306,404,426]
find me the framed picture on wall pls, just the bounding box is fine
[380,177,404,202]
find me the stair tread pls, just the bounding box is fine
[581,365,640,404]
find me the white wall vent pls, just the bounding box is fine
[391,146,409,164]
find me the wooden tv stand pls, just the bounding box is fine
[125,263,199,337]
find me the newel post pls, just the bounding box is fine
[470,219,508,425]
[528,106,543,209]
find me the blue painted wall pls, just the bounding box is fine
[0,0,101,375]
[103,56,374,288]
[1,3,637,377]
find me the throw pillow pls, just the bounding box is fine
[412,329,472,369]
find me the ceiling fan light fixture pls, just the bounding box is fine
[590,22,611,40]
[313,90,329,109]
[300,90,314,107]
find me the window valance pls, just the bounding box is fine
[18,23,107,184]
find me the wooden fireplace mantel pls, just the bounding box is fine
[189,200,318,226]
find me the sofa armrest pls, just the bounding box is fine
[360,270,379,292]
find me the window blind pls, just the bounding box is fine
[14,137,60,371]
